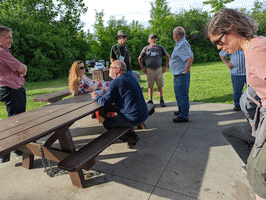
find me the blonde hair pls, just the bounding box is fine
[205,8,257,40]
[68,60,84,96]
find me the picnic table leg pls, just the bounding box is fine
[55,125,86,188]
[22,153,34,169]
[69,170,86,188]
[56,125,75,153]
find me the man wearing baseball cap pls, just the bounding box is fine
[138,33,170,107]
[110,30,133,76]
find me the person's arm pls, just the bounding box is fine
[138,56,147,74]
[162,54,170,73]
[220,55,234,69]
[110,45,116,63]
[17,63,27,77]
[92,82,118,106]
[84,81,100,93]
[182,57,194,74]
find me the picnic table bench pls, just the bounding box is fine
[1,91,156,188]
[58,103,156,173]
[33,88,71,103]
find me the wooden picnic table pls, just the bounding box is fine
[0,92,103,188]
[0,90,156,188]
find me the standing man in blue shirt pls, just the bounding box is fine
[219,49,246,111]
[169,27,194,123]
[91,60,149,147]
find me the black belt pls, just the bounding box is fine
[174,74,183,78]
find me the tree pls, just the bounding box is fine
[174,9,219,63]
[251,0,266,35]
[203,0,234,13]
[0,0,89,81]
[91,10,148,69]
[149,0,171,29]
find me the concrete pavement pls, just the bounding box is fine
[0,101,256,200]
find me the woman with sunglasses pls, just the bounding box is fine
[205,8,266,200]
[69,60,101,96]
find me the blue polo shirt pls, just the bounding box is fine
[169,37,193,75]
[219,49,246,76]
[95,73,149,124]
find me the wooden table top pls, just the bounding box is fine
[0,93,101,156]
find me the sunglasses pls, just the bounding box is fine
[119,36,127,39]
[79,67,85,70]
[212,33,226,46]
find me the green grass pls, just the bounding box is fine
[139,61,244,104]
[0,61,241,119]
[0,77,69,119]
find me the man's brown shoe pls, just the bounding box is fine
[173,116,189,123]
[128,135,140,148]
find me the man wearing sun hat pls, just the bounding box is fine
[110,30,133,75]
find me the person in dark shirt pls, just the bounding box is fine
[91,60,148,147]
[110,30,133,76]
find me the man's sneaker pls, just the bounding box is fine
[241,164,247,174]
[160,100,166,107]
[174,111,179,115]
[173,116,189,123]
[147,100,153,104]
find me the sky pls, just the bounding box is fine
[81,0,259,33]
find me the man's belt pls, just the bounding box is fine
[174,74,183,78]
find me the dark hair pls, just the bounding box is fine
[205,8,257,40]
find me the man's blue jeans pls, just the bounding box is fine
[103,114,139,142]
[174,72,190,119]
[231,75,246,107]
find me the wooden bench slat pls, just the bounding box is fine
[58,127,132,172]
[33,88,71,103]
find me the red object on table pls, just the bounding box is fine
[95,111,115,119]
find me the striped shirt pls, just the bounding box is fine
[219,49,246,76]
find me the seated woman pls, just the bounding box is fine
[68,60,101,96]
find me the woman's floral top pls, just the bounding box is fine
[78,76,94,94]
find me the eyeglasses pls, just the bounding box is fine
[212,33,226,46]
[79,67,85,70]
